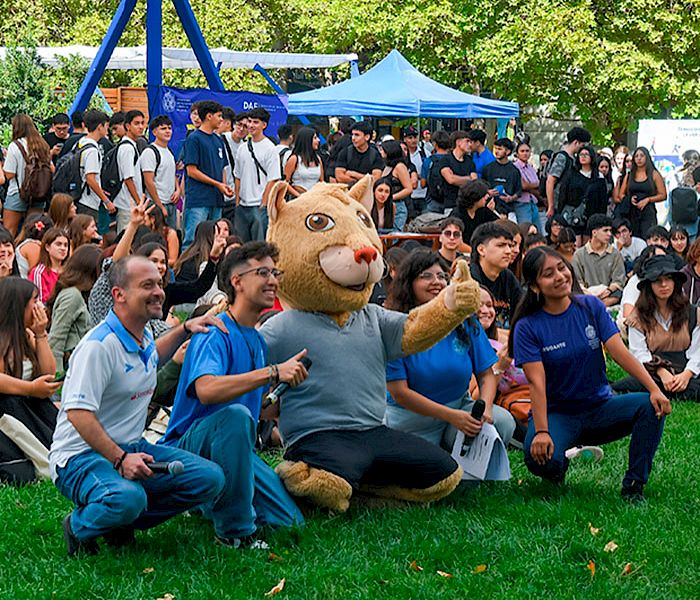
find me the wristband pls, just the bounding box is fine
[34,333,48,340]
[182,320,192,335]
[535,430,550,436]
[267,365,275,385]
[113,451,128,471]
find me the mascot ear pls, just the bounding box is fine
[347,174,374,213]
[267,181,289,227]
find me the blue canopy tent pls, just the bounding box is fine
[287,49,519,118]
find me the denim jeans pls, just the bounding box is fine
[394,201,408,231]
[235,205,264,243]
[183,206,222,249]
[523,393,665,486]
[175,404,304,539]
[55,439,224,541]
[163,203,178,230]
[97,204,115,235]
[385,394,516,450]
[513,201,540,230]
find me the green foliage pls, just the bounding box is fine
[0,0,698,141]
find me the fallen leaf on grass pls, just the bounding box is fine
[142,567,155,574]
[517,479,523,486]
[587,560,596,578]
[621,563,633,576]
[436,570,453,578]
[472,564,487,574]
[409,560,424,572]
[588,523,600,536]
[604,541,618,553]
[268,552,283,562]
[264,578,285,597]
[156,594,174,600]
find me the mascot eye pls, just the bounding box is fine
[357,211,372,228]
[305,213,335,232]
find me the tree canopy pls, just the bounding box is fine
[0,0,698,142]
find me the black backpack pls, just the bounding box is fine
[426,154,447,204]
[279,146,292,174]
[52,143,91,200]
[101,139,139,200]
[538,151,574,198]
[670,186,699,225]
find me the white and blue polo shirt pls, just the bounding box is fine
[49,310,159,481]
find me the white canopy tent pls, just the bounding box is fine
[0,46,359,70]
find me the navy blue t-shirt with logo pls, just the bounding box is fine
[513,295,619,413]
[182,129,227,208]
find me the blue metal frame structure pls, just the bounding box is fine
[69,0,225,119]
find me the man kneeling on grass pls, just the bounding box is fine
[50,256,226,557]
[159,242,307,548]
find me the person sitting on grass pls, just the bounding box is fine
[0,277,59,484]
[511,246,671,500]
[613,255,700,401]
[436,217,468,272]
[50,256,226,556]
[469,222,522,330]
[384,250,515,448]
[571,214,626,307]
[160,242,307,548]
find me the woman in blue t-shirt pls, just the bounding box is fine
[385,250,515,449]
[510,247,671,500]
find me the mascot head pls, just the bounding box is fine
[267,175,383,315]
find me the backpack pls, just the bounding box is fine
[426,154,447,205]
[101,139,139,200]
[494,384,530,445]
[13,142,52,207]
[538,150,574,198]
[279,146,292,174]
[406,211,448,233]
[52,144,91,200]
[670,186,699,225]
[418,140,428,161]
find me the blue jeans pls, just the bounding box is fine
[524,393,665,486]
[394,200,408,231]
[183,206,222,249]
[164,203,178,230]
[55,439,224,541]
[97,204,115,235]
[175,404,303,539]
[513,201,540,230]
[235,205,265,243]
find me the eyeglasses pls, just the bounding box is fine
[236,267,284,281]
[442,230,462,238]
[418,271,449,282]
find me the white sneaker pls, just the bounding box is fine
[565,445,604,462]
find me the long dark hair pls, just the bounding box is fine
[670,225,690,259]
[37,227,69,270]
[386,249,477,347]
[135,242,169,286]
[479,285,499,340]
[0,277,39,378]
[47,244,101,316]
[508,246,582,357]
[636,277,689,334]
[630,146,658,193]
[69,214,96,251]
[11,113,51,164]
[291,127,320,167]
[173,220,214,275]
[382,140,404,169]
[370,177,395,230]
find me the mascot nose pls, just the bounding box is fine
[354,246,378,265]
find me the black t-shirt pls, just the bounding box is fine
[470,260,523,329]
[482,160,522,214]
[454,206,499,246]
[335,145,384,178]
[437,250,468,273]
[441,151,476,209]
[328,135,353,172]
[58,133,113,160]
[44,132,70,164]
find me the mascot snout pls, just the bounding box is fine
[320,245,384,289]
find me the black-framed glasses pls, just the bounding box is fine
[236,267,284,280]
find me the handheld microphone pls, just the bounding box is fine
[462,399,486,450]
[147,460,185,475]
[263,357,312,408]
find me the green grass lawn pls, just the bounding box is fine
[2,401,699,599]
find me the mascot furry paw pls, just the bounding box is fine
[259,175,480,512]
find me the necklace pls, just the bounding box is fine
[227,309,260,370]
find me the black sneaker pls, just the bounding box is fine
[215,533,269,550]
[621,481,645,502]
[63,514,99,557]
[103,526,136,548]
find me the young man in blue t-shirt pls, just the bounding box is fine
[161,241,307,547]
[182,101,234,248]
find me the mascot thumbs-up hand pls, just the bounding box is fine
[444,259,481,315]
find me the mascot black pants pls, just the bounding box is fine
[285,425,458,490]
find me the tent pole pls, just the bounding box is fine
[146,0,163,123]
[69,0,137,116]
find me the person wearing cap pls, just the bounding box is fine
[403,126,428,215]
[420,129,434,155]
[613,255,700,401]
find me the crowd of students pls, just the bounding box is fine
[0,109,699,556]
